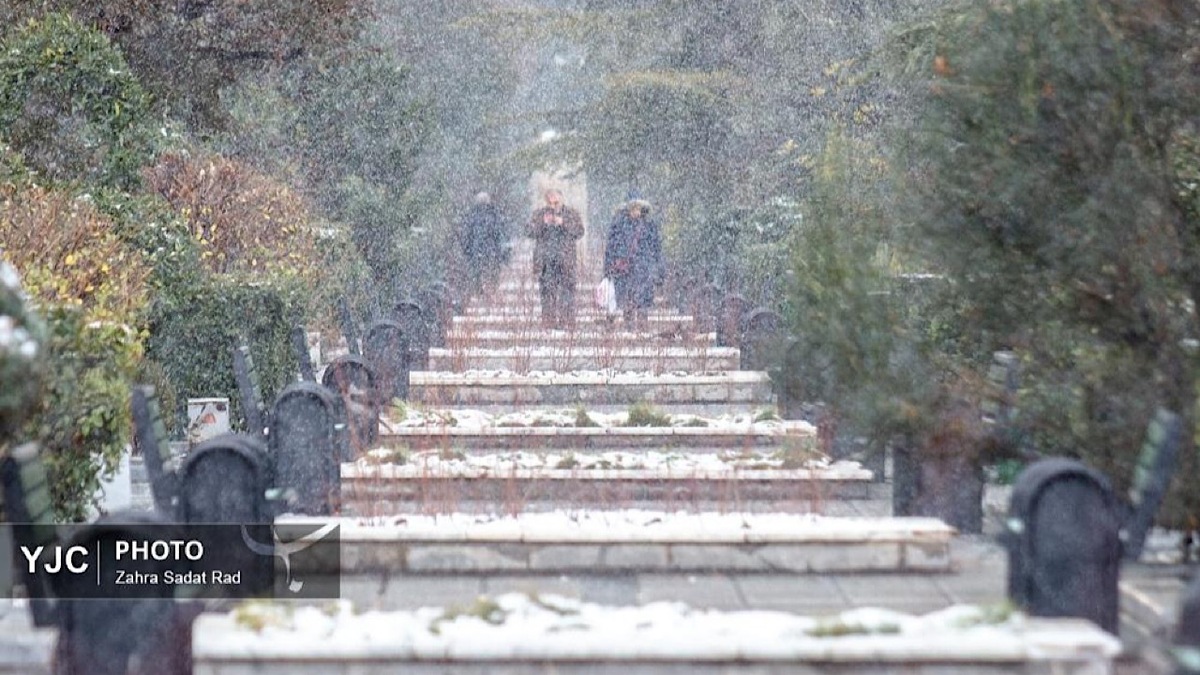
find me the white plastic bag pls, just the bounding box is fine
[594,276,618,314]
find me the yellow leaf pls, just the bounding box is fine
[65,253,77,266]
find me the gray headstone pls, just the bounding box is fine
[269,382,346,515]
[52,512,193,675]
[322,355,380,454]
[232,340,269,438]
[740,307,785,370]
[717,293,750,348]
[393,301,430,370]
[131,385,178,514]
[1123,408,1183,561]
[0,442,58,626]
[363,320,410,402]
[1004,458,1121,634]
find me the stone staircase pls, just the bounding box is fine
[342,238,877,515]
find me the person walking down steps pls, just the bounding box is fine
[528,189,585,329]
[604,190,665,331]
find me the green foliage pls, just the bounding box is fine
[0,13,155,189]
[220,38,434,309]
[31,308,141,521]
[0,261,46,444]
[624,400,671,427]
[905,0,1200,523]
[147,277,304,433]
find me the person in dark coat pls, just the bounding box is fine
[604,191,665,330]
[459,191,507,292]
[528,189,585,329]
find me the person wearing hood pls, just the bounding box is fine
[528,188,585,329]
[459,191,508,292]
[603,190,666,330]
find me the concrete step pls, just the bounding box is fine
[450,314,694,330]
[342,456,875,514]
[193,601,1119,675]
[445,330,717,349]
[408,370,775,408]
[376,424,810,452]
[426,345,739,372]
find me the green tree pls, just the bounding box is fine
[0,13,155,189]
[905,0,1200,525]
[0,0,370,131]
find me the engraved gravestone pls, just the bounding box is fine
[740,307,785,370]
[1004,458,1121,634]
[393,301,430,370]
[232,340,269,439]
[0,441,58,626]
[717,293,750,348]
[52,511,193,675]
[131,385,179,514]
[291,325,316,382]
[363,320,410,402]
[269,382,347,515]
[322,354,380,453]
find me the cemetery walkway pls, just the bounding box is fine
[0,238,1187,674]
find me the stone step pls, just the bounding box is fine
[426,346,739,372]
[193,596,1119,675]
[450,314,694,329]
[460,306,688,318]
[445,330,717,349]
[289,512,957,576]
[376,420,809,453]
[408,370,775,408]
[342,458,875,515]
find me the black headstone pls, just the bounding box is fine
[0,442,58,626]
[363,320,410,402]
[269,382,346,515]
[393,301,430,370]
[717,293,750,348]
[419,282,452,348]
[231,340,269,438]
[1175,574,1200,674]
[176,434,271,524]
[693,283,722,334]
[740,307,785,370]
[321,355,380,454]
[1123,408,1184,561]
[131,385,179,514]
[1004,458,1122,634]
[52,511,194,675]
[337,295,361,356]
[291,325,316,382]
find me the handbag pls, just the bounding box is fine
[594,276,618,313]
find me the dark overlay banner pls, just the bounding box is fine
[10,523,340,600]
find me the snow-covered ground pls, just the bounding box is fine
[200,592,1120,662]
[351,448,866,479]
[383,405,811,433]
[276,510,952,542]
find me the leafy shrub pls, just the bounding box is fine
[0,13,155,189]
[0,180,149,520]
[624,400,671,427]
[146,276,304,433]
[0,261,46,443]
[145,151,321,280]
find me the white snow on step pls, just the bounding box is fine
[274,511,953,543]
[381,407,808,432]
[347,449,868,481]
[196,593,1120,663]
[409,369,771,384]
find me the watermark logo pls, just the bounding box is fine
[241,523,340,594]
